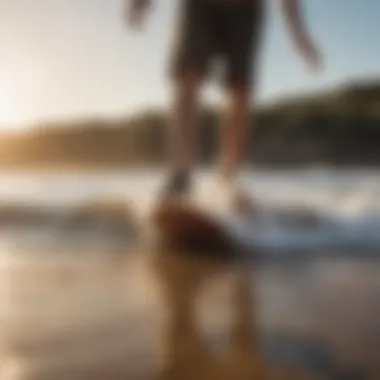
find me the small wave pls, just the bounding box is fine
[0,169,379,254]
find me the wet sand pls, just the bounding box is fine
[0,210,379,379]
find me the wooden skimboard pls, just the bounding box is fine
[148,198,235,253]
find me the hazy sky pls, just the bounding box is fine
[0,0,379,129]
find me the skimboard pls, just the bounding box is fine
[141,186,325,256]
[148,198,236,253]
[147,187,261,254]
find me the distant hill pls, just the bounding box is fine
[0,79,380,169]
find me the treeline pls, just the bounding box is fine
[1,79,380,168]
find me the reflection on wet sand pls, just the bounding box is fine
[0,218,380,379]
[258,258,380,379]
[151,245,268,380]
[153,247,380,380]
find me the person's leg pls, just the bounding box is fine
[163,70,202,196]
[218,85,251,184]
[217,83,257,214]
[161,1,212,198]
[216,3,265,209]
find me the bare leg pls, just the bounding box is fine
[162,70,202,197]
[168,70,202,174]
[218,86,251,183]
[211,84,261,215]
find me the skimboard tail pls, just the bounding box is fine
[149,199,235,256]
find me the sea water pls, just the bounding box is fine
[0,168,379,253]
[0,168,379,379]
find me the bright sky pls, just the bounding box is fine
[0,0,379,129]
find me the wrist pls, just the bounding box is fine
[294,32,308,46]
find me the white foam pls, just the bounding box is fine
[0,169,380,253]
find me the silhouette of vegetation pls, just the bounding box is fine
[0,79,379,169]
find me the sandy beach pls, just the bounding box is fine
[1,222,379,379]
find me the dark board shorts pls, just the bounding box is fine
[169,0,265,90]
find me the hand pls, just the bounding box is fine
[296,37,324,73]
[126,0,151,30]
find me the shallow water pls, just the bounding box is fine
[0,169,380,379]
[1,168,380,252]
[1,246,379,379]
